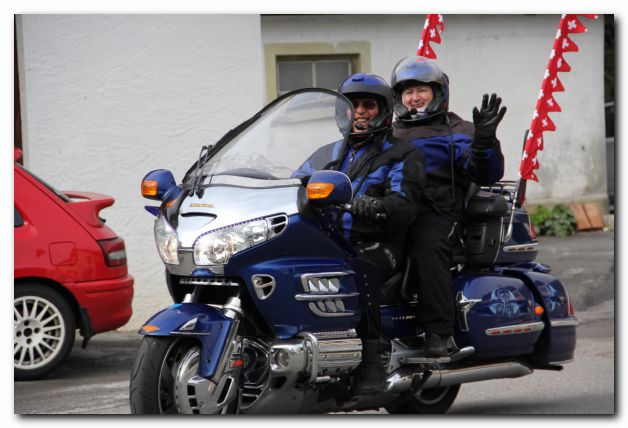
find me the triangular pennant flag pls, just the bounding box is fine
[417,14,445,59]
[541,93,562,113]
[546,74,565,92]
[563,16,587,34]
[559,36,579,53]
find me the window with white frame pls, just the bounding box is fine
[276,57,353,96]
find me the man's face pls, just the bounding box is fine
[351,98,379,133]
[401,84,434,112]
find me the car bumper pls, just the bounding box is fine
[66,275,134,334]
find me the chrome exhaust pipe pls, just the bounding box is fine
[386,362,533,393]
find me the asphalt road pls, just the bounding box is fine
[13,231,615,415]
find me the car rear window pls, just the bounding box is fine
[17,164,72,203]
[14,206,24,227]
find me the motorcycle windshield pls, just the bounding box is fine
[187,89,354,185]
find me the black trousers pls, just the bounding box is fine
[409,211,459,336]
[354,242,404,339]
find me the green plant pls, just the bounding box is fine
[530,204,576,237]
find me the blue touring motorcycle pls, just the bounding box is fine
[130,88,577,414]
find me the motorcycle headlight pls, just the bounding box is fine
[194,218,269,265]
[154,214,179,265]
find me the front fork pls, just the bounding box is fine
[178,289,245,413]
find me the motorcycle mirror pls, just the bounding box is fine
[306,170,353,205]
[141,169,176,201]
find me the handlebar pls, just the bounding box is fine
[342,203,388,222]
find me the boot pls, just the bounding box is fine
[425,331,449,358]
[353,339,387,395]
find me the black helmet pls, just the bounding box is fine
[338,73,394,139]
[390,56,449,124]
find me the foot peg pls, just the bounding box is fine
[400,346,475,364]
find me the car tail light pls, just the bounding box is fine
[98,237,127,267]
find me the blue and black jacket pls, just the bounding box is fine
[293,134,425,246]
[393,112,504,216]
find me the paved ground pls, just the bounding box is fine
[13,230,615,415]
[534,230,615,311]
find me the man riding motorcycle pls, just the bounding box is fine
[294,73,426,394]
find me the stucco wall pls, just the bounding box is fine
[262,14,606,203]
[17,14,606,331]
[17,15,264,330]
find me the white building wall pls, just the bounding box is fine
[17,14,605,331]
[17,15,265,330]
[262,14,606,203]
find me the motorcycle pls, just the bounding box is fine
[129,88,577,414]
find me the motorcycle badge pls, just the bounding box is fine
[188,202,214,208]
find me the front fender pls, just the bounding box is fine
[140,303,235,379]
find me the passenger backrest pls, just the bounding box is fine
[464,190,508,268]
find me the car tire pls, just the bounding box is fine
[14,283,76,381]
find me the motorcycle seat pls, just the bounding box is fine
[380,257,415,304]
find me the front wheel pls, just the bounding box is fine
[385,384,461,414]
[129,336,240,414]
[14,283,76,380]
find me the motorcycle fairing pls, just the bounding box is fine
[140,303,234,378]
[222,214,372,338]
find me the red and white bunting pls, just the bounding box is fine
[519,14,599,181]
[416,14,444,59]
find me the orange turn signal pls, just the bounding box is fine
[141,180,158,197]
[306,182,334,200]
[141,324,160,333]
[534,305,544,315]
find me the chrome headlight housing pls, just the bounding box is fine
[154,214,179,265]
[194,218,269,265]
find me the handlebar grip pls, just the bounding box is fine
[344,203,387,222]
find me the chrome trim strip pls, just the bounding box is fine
[294,292,359,301]
[300,272,351,293]
[503,243,539,253]
[308,303,354,318]
[550,318,580,328]
[171,331,213,336]
[485,321,545,336]
[179,277,239,287]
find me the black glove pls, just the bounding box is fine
[350,195,389,223]
[472,93,507,148]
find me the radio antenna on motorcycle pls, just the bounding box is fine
[502,131,529,243]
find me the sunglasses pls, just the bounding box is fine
[351,99,378,110]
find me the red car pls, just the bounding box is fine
[14,149,134,380]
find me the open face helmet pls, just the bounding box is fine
[391,56,449,124]
[338,73,394,140]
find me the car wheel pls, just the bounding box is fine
[14,283,76,380]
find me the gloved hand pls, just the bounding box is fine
[472,93,507,148]
[350,195,389,223]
